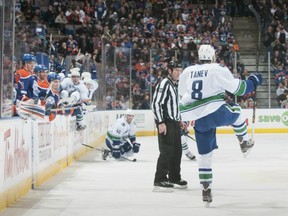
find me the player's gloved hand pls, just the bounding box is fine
[248,74,262,89]
[112,148,121,159]
[181,128,189,136]
[132,143,141,153]
[180,121,189,130]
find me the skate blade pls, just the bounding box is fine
[153,186,174,193]
[243,148,252,158]
[173,184,188,189]
[204,201,211,208]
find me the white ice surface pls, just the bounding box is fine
[1,134,288,216]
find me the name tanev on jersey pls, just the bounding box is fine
[190,70,209,78]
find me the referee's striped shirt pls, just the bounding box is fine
[152,76,181,123]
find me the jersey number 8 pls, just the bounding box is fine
[191,80,203,100]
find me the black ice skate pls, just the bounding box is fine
[238,137,254,157]
[202,182,212,207]
[153,181,174,193]
[76,124,86,131]
[185,152,196,160]
[170,179,188,189]
[102,149,110,160]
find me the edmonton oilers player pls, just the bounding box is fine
[178,44,262,206]
[15,54,38,101]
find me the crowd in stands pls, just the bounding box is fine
[14,0,288,110]
[258,0,288,108]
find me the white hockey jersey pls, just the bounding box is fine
[106,116,137,144]
[61,77,89,101]
[179,63,248,121]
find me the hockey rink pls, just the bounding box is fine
[0,134,288,216]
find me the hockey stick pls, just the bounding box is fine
[251,91,257,141]
[185,134,196,142]
[50,104,95,113]
[82,144,137,162]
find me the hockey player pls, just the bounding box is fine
[180,121,196,160]
[34,64,49,94]
[103,109,141,160]
[40,72,62,121]
[81,72,99,99]
[178,44,262,206]
[83,77,99,99]
[14,54,38,101]
[60,67,89,131]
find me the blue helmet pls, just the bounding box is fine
[47,72,61,83]
[42,65,48,71]
[22,53,36,63]
[34,64,48,73]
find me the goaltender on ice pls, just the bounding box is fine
[178,44,262,206]
[103,109,141,160]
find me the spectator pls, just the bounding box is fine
[276,82,288,107]
[274,64,287,85]
[94,0,107,25]
[54,10,68,34]
[263,25,275,63]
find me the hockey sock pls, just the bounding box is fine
[232,121,248,139]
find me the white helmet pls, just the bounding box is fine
[81,72,91,80]
[126,109,134,116]
[198,45,215,62]
[58,72,66,81]
[70,67,80,77]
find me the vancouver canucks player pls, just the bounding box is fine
[178,44,262,206]
[103,109,141,160]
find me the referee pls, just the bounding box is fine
[152,60,187,192]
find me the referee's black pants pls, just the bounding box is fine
[154,120,182,183]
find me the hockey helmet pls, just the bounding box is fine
[168,60,182,70]
[47,72,61,83]
[81,72,91,80]
[198,45,215,61]
[34,64,48,73]
[70,67,81,77]
[22,53,36,63]
[58,72,66,81]
[126,109,135,116]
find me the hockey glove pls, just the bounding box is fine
[248,74,262,89]
[133,143,141,153]
[180,121,189,130]
[112,148,121,159]
[181,128,189,136]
